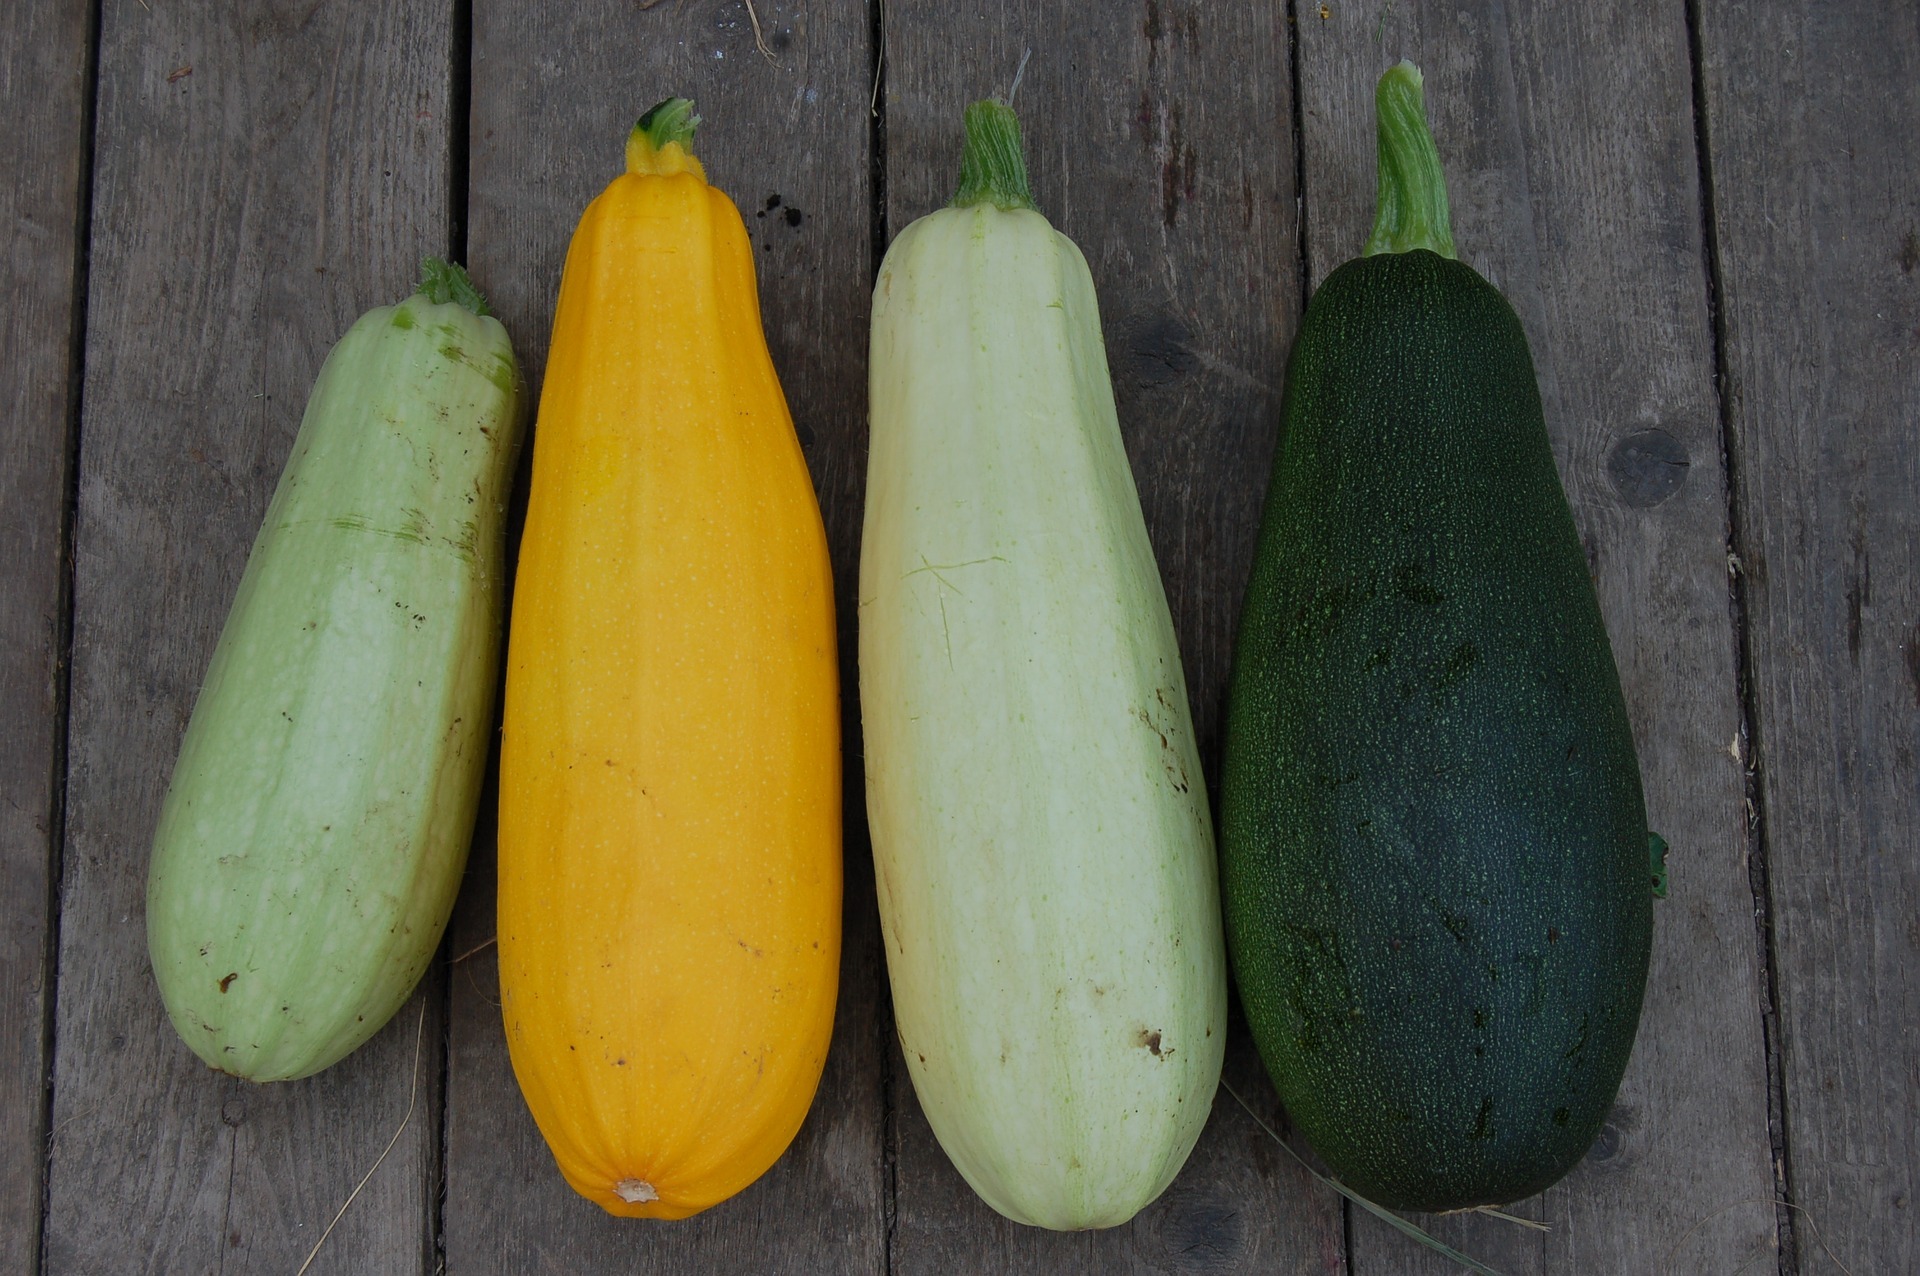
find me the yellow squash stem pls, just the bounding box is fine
[498,98,841,1220]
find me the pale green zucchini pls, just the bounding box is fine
[148,260,523,1082]
[860,103,1226,1230]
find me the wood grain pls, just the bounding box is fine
[1699,4,1920,1272]
[0,2,93,1270]
[41,2,457,1271]
[881,3,1345,1269]
[1295,4,1780,1271]
[442,3,886,1270]
[18,5,1914,1272]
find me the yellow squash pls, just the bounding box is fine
[498,99,841,1220]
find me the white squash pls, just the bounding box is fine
[860,102,1226,1230]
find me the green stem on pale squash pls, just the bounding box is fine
[417,258,492,317]
[951,99,1038,213]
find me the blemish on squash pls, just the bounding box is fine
[218,972,238,993]
[1134,1027,1165,1057]
[1469,1095,1495,1141]
[1564,1014,1592,1061]
[391,309,416,330]
[614,1178,658,1204]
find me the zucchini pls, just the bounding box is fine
[861,101,1226,1231]
[1219,65,1654,1209]
[148,260,523,1082]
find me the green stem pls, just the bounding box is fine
[1364,61,1456,259]
[417,257,491,317]
[635,97,700,156]
[951,100,1038,212]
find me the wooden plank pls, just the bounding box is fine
[0,2,93,1270]
[881,5,1345,1270]
[1294,3,1779,1271]
[441,4,887,1271]
[41,3,457,1272]
[1699,5,1920,1272]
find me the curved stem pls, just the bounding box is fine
[1364,61,1456,259]
[950,100,1038,212]
[416,257,492,317]
[625,97,707,180]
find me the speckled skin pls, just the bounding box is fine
[149,292,523,1081]
[1220,249,1652,1210]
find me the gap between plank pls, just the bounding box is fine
[448,0,473,267]
[434,3,477,1269]
[1681,3,1799,1273]
[867,3,897,1272]
[1284,0,1314,308]
[868,0,889,285]
[35,1,107,1270]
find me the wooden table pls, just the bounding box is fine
[5,2,1912,1271]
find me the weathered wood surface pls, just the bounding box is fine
[881,3,1346,1271]
[1296,3,1783,1271]
[16,0,1920,1271]
[1700,4,1920,1272]
[41,3,458,1272]
[0,2,92,1271]
[440,2,888,1271]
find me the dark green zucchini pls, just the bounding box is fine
[1219,62,1655,1211]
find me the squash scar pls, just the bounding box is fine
[905,556,1007,670]
[614,1178,658,1204]
[902,555,1008,584]
[937,592,952,669]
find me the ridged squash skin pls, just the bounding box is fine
[148,284,523,1082]
[862,191,1227,1229]
[1220,249,1653,1209]
[498,121,841,1220]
